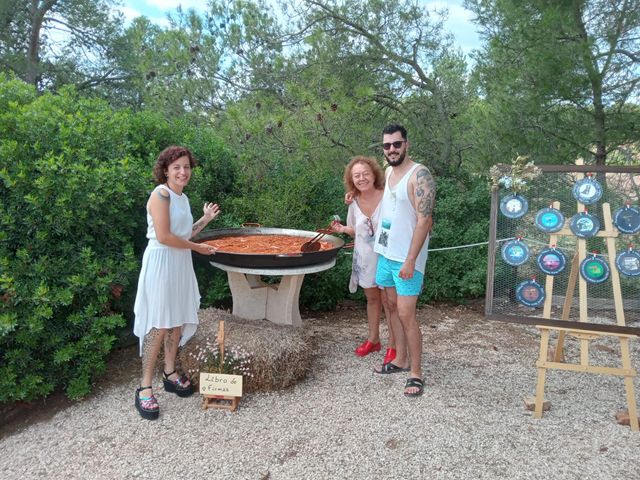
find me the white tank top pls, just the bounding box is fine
[373,163,430,274]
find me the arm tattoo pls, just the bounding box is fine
[415,168,436,218]
[156,190,170,201]
[192,220,205,234]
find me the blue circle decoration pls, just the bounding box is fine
[535,207,565,233]
[501,239,530,266]
[569,211,601,238]
[613,205,640,234]
[615,249,640,277]
[500,194,529,219]
[580,255,610,284]
[536,248,567,275]
[516,279,545,308]
[572,177,603,205]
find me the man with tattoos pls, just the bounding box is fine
[133,146,220,420]
[373,124,435,398]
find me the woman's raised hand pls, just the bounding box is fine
[203,202,220,222]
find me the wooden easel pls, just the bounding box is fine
[534,164,639,430]
[202,319,241,412]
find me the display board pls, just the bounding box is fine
[485,164,640,335]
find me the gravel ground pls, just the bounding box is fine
[2,303,640,480]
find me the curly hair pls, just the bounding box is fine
[343,155,385,195]
[152,146,197,184]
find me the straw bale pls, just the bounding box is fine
[176,308,314,393]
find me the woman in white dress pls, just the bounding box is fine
[133,146,220,420]
[331,156,396,364]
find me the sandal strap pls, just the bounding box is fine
[139,395,158,409]
[405,377,424,388]
[137,385,153,392]
[164,370,189,386]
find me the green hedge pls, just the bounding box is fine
[421,174,491,302]
[0,76,232,402]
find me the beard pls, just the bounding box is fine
[384,150,406,167]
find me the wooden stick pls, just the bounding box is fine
[217,319,225,370]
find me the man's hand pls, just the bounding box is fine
[399,258,416,279]
[344,191,355,205]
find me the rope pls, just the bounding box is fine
[428,237,514,252]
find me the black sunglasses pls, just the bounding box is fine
[382,140,406,150]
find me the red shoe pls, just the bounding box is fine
[355,340,381,357]
[383,348,397,365]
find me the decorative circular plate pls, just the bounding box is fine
[572,177,603,205]
[500,194,529,219]
[535,207,565,233]
[569,212,601,238]
[580,255,610,284]
[515,279,545,308]
[615,249,640,277]
[501,239,530,266]
[536,248,567,275]
[613,205,640,234]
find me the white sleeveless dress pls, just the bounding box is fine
[133,185,200,355]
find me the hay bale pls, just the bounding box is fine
[176,308,314,393]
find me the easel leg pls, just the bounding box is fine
[620,338,639,431]
[535,328,550,419]
[555,253,580,362]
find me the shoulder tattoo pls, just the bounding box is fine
[415,167,435,218]
[156,189,170,201]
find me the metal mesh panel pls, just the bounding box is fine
[487,167,640,330]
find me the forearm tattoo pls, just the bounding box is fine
[415,168,436,218]
[192,219,205,235]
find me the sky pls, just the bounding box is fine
[116,0,482,56]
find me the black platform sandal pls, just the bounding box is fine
[163,370,194,398]
[135,386,159,420]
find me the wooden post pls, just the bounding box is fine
[485,186,499,316]
[201,318,242,412]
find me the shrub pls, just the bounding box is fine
[0,148,144,401]
[421,174,491,302]
[0,76,233,402]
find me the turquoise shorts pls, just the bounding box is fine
[375,256,424,296]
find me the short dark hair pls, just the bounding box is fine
[382,124,407,140]
[152,146,197,184]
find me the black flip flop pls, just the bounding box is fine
[374,362,410,374]
[404,377,424,397]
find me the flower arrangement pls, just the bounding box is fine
[187,338,254,379]
[489,155,541,193]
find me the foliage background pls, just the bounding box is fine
[0,0,637,403]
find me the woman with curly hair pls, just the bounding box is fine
[133,146,220,420]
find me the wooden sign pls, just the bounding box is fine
[199,372,243,397]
